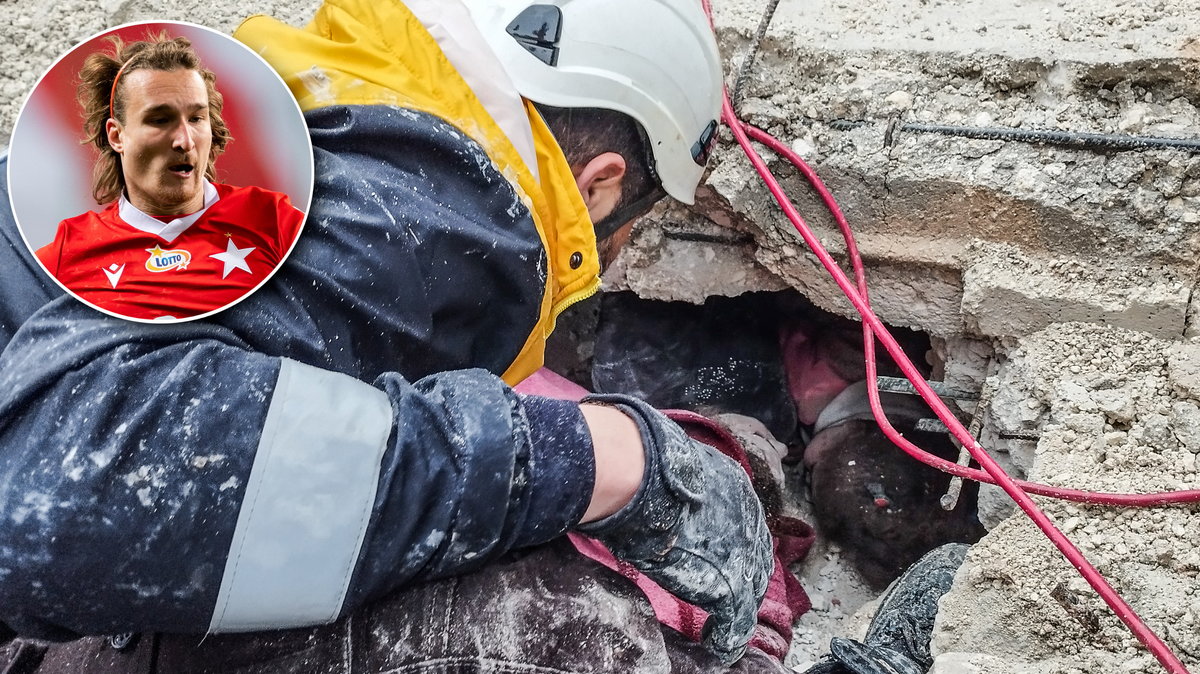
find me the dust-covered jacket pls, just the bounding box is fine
[0,0,605,639]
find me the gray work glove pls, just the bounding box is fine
[576,394,773,664]
[802,544,970,674]
[803,639,923,674]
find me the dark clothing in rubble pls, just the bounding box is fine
[589,288,985,590]
[803,543,970,674]
[0,540,788,674]
[805,414,985,590]
[781,314,985,589]
[593,292,798,443]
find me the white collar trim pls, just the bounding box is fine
[117,180,220,243]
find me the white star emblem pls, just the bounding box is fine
[209,239,256,279]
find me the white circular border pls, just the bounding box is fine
[7,19,315,324]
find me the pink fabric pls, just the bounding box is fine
[515,367,587,401]
[780,324,855,426]
[514,368,814,662]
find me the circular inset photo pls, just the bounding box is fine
[8,21,313,323]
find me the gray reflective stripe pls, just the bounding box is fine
[209,358,393,632]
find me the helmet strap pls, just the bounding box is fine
[593,184,665,242]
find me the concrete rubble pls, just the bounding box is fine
[618,1,1200,672]
[2,0,1199,672]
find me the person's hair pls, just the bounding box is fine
[77,32,231,205]
[806,420,985,589]
[534,104,664,241]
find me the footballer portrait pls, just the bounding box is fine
[8,22,313,322]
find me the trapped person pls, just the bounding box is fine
[0,1,778,671]
[35,34,305,321]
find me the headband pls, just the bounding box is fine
[108,58,132,121]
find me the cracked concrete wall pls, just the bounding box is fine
[932,326,1200,674]
[614,0,1200,347]
[610,2,1200,672]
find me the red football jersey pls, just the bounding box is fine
[37,183,305,320]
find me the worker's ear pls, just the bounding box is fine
[574,152,626,223]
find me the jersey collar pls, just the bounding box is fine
[117,180,220,243]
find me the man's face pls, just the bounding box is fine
[107,68,212,216]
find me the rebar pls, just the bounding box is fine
[941,365,998,511]
[731,0,783,109]
[875,375,976,401]
[829,119,1200,153]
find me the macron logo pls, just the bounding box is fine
[102,263,126,289]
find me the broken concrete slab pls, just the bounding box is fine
[961,242,1191,339]
[604,201,789,304]
[932,323,1199,672]
[1187,286,1200,340]
[614,0,1200,351]
[1167,341,1200,401]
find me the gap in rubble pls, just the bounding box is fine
[546,289,989,667]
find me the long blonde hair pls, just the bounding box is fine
[78,33,231,204]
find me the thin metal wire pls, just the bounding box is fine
[829,119,1200,153]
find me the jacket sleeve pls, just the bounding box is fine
[0,303,595,639]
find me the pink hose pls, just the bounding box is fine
[726,100,1191,674]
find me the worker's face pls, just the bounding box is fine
[106,68,212,216]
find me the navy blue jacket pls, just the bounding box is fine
[0,103,596,637]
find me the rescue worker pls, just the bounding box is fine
[0,0,778,670]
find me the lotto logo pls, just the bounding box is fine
[145,245,193,272]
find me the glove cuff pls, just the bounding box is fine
[517,394,598,541]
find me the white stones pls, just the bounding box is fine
[1169,402,1200,452]
[1117,102,1151,132]
[790,137,818,159]
[884,90,915,111]
[1093,388,1135,423]
[1167,342,1200,400]
[1099,155,1147,189]
[1188,288,1200,340]
[974,111,996,127]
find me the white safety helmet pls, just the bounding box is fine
[461,0,724,205]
